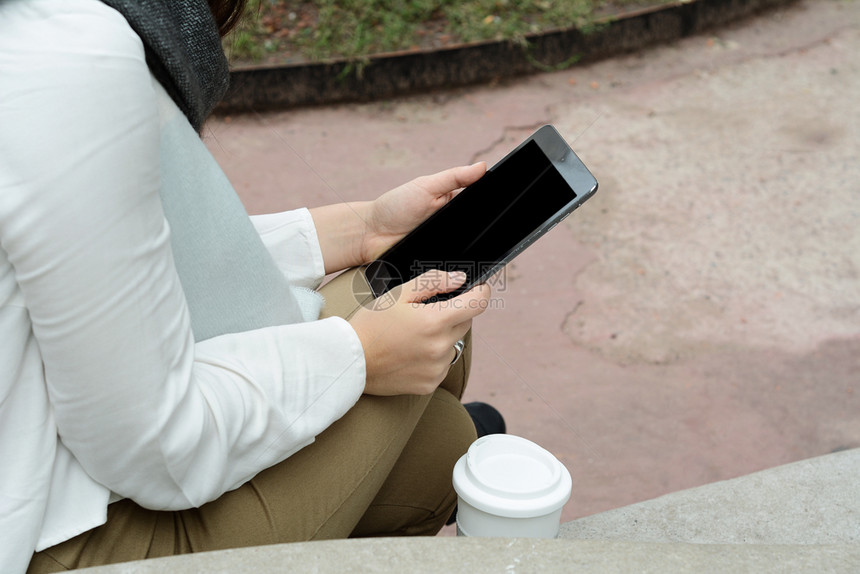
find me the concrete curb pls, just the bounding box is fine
[75,450,860,572]
[217,0,797,114]
[76,539,860,573]
[561,448,860,545]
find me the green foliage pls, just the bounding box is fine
[223,0,267,62]
[224,0,673,65]
[301,0,443,61]
[444,0,592,44]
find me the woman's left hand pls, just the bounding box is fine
[361,163,486,262]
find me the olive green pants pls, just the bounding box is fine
[29,269,476,572]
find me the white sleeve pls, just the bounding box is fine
[0,2,365,510]
[250,209,327,290]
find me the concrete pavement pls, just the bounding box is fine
[204,0,859,527]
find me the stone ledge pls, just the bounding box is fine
[561,448,860,545]
[76,538,860,573]
[77,449,860,573]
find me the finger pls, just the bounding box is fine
[401,270,468,304]
[460,282,492,314]
[430,282,492,323]
[413,162,487,199]
[451,319,473,342]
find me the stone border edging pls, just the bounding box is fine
[217,0,795,113]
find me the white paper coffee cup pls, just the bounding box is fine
[452,434,572,538]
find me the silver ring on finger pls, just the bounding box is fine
[450,339,465,365]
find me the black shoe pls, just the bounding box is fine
[465,401,506,437]
[446,402,506,526]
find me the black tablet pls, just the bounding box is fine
[364,125,599,301]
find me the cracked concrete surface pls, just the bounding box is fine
[561,35,859,365]
[204,0,859,525]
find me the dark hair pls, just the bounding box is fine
[208,0,248,37]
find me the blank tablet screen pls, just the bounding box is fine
[368,140,577,296]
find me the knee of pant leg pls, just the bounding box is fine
[414,389,477,529]
[422,389,477,470]
[407,391,477,535]
[351,389,477,538]
[429,388,479,465]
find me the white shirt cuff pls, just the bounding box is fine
[250,208,326,289]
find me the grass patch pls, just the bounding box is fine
[224,0,674,67]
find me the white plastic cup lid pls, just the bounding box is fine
[452,434,572,518]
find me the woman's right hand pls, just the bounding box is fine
[349,270,491,396]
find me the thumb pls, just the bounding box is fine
[416,162,487,200]
[402,270,467,303]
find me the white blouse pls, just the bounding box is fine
[0,1,366,572]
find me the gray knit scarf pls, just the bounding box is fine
[100,0,229,132]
